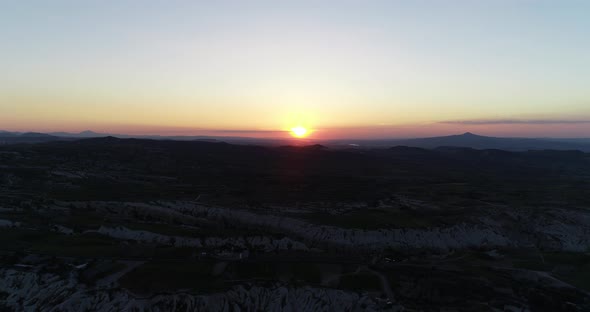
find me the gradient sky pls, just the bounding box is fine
[1,0,589,138]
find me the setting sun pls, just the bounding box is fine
[290,126,309,138]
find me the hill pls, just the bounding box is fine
[333,132,590,151]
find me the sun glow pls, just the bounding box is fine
[290,126,309,138]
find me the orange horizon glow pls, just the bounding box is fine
[3,120,590,140]
[290,126,309,138]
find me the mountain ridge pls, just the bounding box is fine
[1,130,590,151]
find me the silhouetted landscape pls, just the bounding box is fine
[3,130,590,151]
[3,1,590,311]
[1,136,589,311]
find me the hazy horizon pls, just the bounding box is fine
[2,126,590,140]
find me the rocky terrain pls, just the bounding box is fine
[1,138,589,311]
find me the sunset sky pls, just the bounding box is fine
[1,1,589,139]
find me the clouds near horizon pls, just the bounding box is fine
[440,119,590,125]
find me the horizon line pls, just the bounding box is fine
[2,128,590,141]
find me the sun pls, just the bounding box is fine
[290,126,309,138]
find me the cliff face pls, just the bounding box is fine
[0,269,385,312]
[2,257,588,312]
[141,201,590,252]
[75,200,590,259]
[2,200,589,311]
[95,225,310,252]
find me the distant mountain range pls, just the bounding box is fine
[332,132,590,151]
[49,130,106,138]
[0,131,63,144]
[1,130,590,151]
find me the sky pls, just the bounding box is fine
[1,0,589,139]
